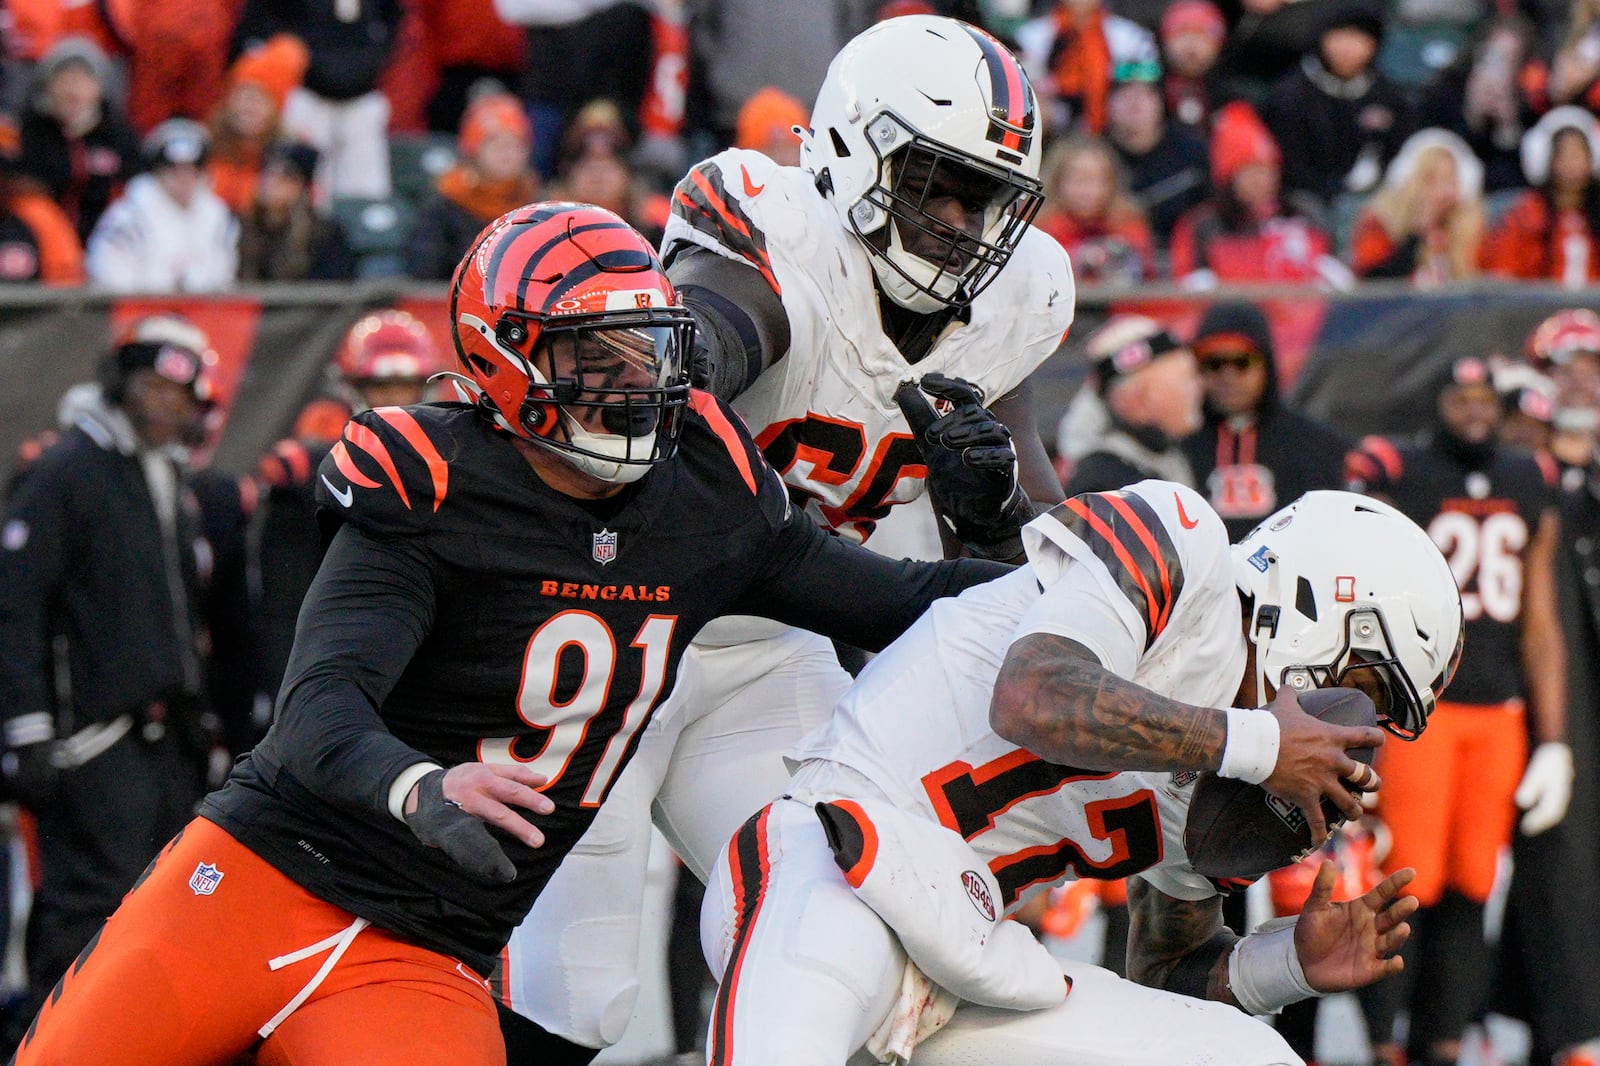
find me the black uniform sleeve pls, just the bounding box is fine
[0,454,71,744]
[669,243,791,401]
[731,504,1009,651]
[263,523,440,819]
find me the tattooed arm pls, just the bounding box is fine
[1127,866,1420,1007]
[988,633,1228,772]
[1126,877,1239,1003]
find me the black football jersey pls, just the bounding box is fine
[1346,437,1556,704]
[200,398,998,973]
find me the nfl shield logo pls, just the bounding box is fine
[592,528,618,566]
[188,862,224,896]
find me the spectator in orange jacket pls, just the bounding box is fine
[1482,106,1600,286]
[1169,101,1349,288]
[1018,0,1158,136]
[207,35,310,216]
[0,134,84,284]
[1352,128,1485,286]
[416,0,525,134]
[1035,134,1154,284]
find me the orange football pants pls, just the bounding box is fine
[1374,699,1527,907]
[13,817,504,1066]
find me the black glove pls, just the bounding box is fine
[895,373,1034,561]
[403,769,517,884]
[0,741,59,811]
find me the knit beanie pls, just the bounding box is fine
[459,92,533,158]
[735,87,810,153]
[227,34,310,114]
[1209,101,1279,187]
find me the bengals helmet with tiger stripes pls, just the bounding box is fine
[449,202,694,484]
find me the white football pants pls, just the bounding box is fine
[502,627,852,1046]
[700,793,1306,1066]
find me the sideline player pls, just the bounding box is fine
[700,485,1463,1066]
[10,203,1016,1066]
[1345,355,1569,1066]
[502,16,1079,1056]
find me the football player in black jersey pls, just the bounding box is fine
[11,204,1014,1066]
[1345,355,1571,1066]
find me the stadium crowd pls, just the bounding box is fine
[0,2,1597,1066]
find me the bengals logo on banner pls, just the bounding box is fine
[1207,464,1277,521]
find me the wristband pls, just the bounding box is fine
[1227,919,1316,1015]
[387,761,445,821]
[1218,707,1280,784]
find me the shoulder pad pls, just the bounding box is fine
[685,389,791,529]
[316,406,453,534]
[1026,481,1201,650]
[667,151,783,297]
[1345,435,1403,490]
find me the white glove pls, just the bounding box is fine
[1514,742,1574,836]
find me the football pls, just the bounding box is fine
[1182,688,1378,880]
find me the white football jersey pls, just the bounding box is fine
[663,148,1076,546]
[791,480,1251,906]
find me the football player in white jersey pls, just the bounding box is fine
[498,16,1079,1059]
[699,484,1464,1066]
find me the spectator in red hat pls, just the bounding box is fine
[1035,135,1155,284]
[1482,107,1600,285]
[1170,101,1347,287]
[1104,54,1210,245]
[404,90,539,280]
[1260,0,1417,209]
[208,35,312,216]
[1159,0,1227,136]
[734,86,808,168]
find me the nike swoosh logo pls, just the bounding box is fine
[741,166,765,198]
[321,474,354,508]
[1175,492,1198,529]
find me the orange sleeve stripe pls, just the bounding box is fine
[274,439,312,485]
[343,423,410,507]
[678,175,783,295]
[689,390,758,495]
[330,440,383,489]
[1065,497,1162,640]
[1361,436,1404,482]
[1101,492,1175,636]
[375,406,450,511]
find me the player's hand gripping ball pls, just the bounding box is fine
[1184,688,1379,880]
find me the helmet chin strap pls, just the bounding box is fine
[551,409,655,484]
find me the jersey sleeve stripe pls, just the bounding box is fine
[1100,491,1184,637]
[1062,497,1164,648]
[818,799,880,888]
[674,166,783,296]
[343,422,412,509]
[689,390,759,494]
[710,806,773,1066]
[329,440,383,489]
[374,406,451,512]
[275,439,312,484]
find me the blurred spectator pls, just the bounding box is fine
[415,0,524,134]
[0,316,220,1054]
[237,141,354,281]
[1160,0,1228,136]
[15,37,139,245]
[405,91,538,280]
[1260,0,1416,208]
[733,86,808,167]
[1550,0,1600,111]
[549,99,669,246]
[1494,359,1558,457]
[1419,16,1549,195]
[1018,0,1159,136]
[208,34,310,216]
[0,130,84,284]
[1179,300,1348,541]
[1351,128,1485,285]
[1526,308,1600,475]
[1058,314,1201,495]
[1034,135,1155,284]
[235,0,401,202]
[1211,0,1333,97]
[494,0,654,175]
[86,119,238,291]
[1482,107,1600,285]
[116,0,240,134]
[1105,54,1211,245]
[1170,101,1350,287]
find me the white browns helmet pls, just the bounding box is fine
[801,15,1044,313]
[1233,491,1463,739]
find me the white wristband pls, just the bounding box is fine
[1218,707,1280,784]
[1228,920,1317,1015]
[387,761,445,822]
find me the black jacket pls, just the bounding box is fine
[16,106,139,244]
[234,0,403,100]
[1260,55,1416,206]
[0,403,209,751]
